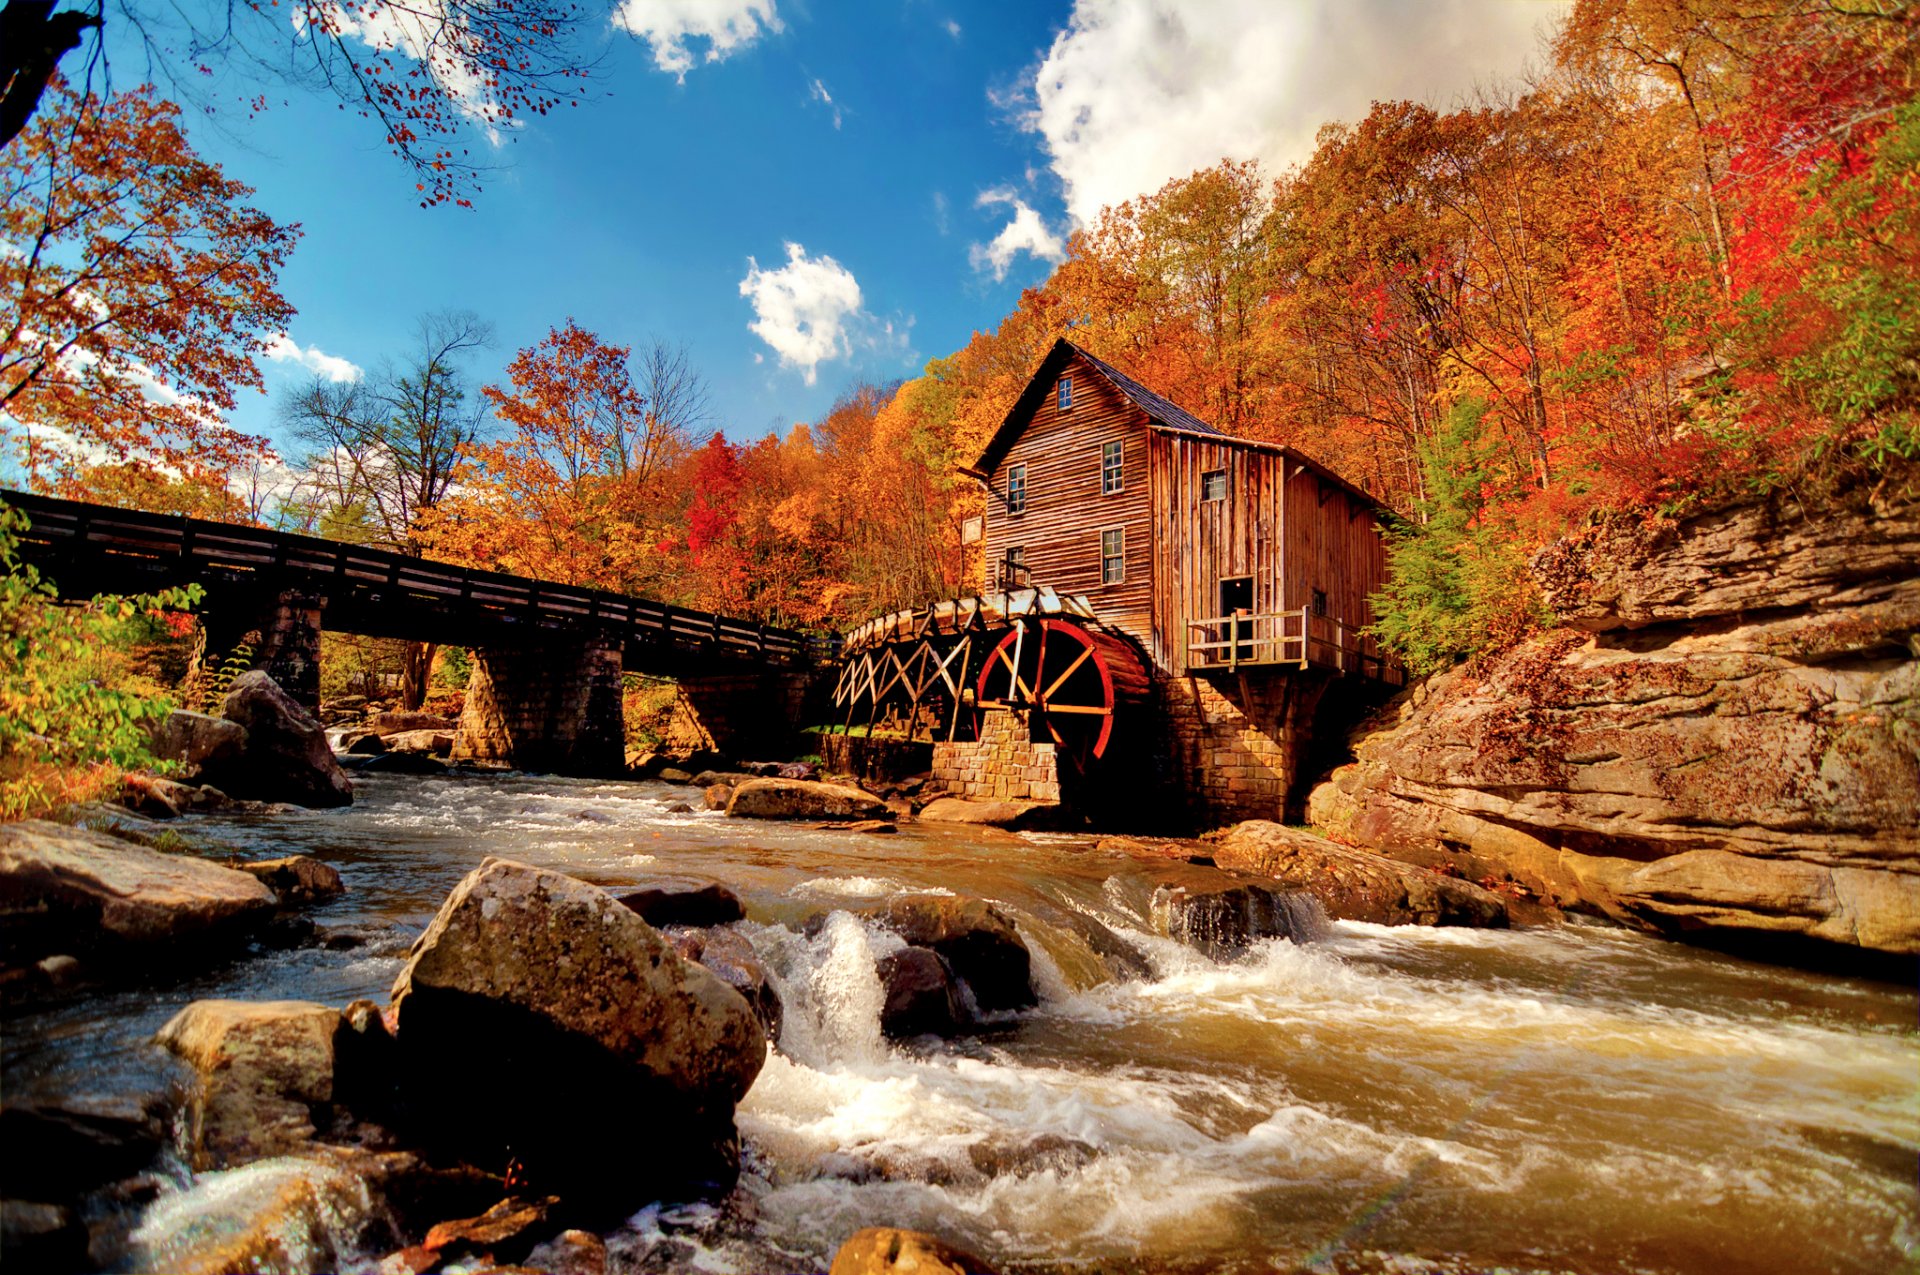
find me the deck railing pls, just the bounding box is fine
[1186,606,1402,684]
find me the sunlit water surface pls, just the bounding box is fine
[6,771,1915,1275]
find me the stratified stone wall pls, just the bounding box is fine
[452,637,624,776]
[1157,671,1327,827]
[931,709,1062,803]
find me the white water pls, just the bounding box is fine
[11,771,1913,1275]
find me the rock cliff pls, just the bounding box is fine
[1310,484,1919,956]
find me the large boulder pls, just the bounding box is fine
[614,877,745,928]
[0,821,274,969]
[1207,822,1507,928]
[146,710,248,779]
[916,797,1059,829]
[727,778,891,822]
[156,999,341,1170]
[1310,489,1920,956]
[382,730,452,757]
[0,1094,167,1201]
[388,858,766,1204]
[1150,883,1330,961]
[862,897,1034,1013]
[210,672,353,808]
[829,1228,999,1275]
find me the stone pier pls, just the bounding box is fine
[931,709,1063,803]
[452,636,625,776]
[188,588,325,712]
[665,670,817,760]
[1156,671,1330,826]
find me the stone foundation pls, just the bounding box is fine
[452,637,625,776]
[1157,671,1327,828]
[665,670,815,760]
[931,709,1062,803]
[188,588,325,712]
[819,733,934,784]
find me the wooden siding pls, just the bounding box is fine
[982,356,1154,650]
[1148,437,1389,675]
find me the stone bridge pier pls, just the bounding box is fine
[665,669,822,761]
[452,635,627,776]
[188,587,326,712]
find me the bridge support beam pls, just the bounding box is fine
[665,670,817,761]
[452,635,625,776]
[188,588,325,713]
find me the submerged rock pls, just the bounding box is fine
[0,820,275,969]
[211,672,353,809]
[0,1200,89,1273]
[388,858,766,1205]
[863,896,1034,1013]
[1208,822,1507,928]
[704,783,733,811]
[829,1227,999,1275]
[0,1094,166,1201]
[156,999,341,1170]
[354,751,448,775]
[727,778,890,822]
[662,926,783,1042]
[125,1154,378,1275]
[1150,883,1330,961]
[875,946,964,1038]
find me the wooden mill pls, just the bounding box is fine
[832,339,1402,824]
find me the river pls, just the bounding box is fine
[6,770,1916,1274]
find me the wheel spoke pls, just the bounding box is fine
[1041,644,1093,701]
[1044,703,1111,715]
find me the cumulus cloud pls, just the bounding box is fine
[944,18,962,38]
[1025,0,1562,225]
[614,0,781,80]
[969,189,1067,281]
[739,243,866,386]
[264,335,363,383]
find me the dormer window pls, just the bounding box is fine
[1006,464,1027,515]
[1057,377,1073,411]
[1101,440,1123,494]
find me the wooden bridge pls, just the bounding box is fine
[2,490,828,673]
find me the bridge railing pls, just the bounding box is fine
[3,490,822,668]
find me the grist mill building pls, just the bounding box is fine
[833,338,1400,827]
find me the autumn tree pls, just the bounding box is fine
[0,82,297,499]
[0,0,590,206]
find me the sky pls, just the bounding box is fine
[129,0,1567,453]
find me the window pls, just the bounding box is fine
[1057,377,1073,411]
[1002,545,1027,588]
[1311,589,1328,618]
[1101,528,1125,584]
[1201,468,1228,501]
[1101,439,1123,494]
[1007,464,1026,515]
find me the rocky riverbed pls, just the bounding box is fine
[3,768,1914,1275]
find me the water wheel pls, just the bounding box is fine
[974,619,1147,771]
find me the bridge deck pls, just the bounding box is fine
[3,490,826,673]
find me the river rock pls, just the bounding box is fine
[915,797,1057,829]
[876,946,964,1038]
[355,751,448,775]
[525,1228,609,1275]
[616,878,746,927]
[236,856,345,907]
[340,730,388,755]
[211,672,353,809]
[1207,822,1508,928]
[659,767,695,785]
[389,858,766,1203]
[367,710,455,736]
[704,783,733,811]
[829,1227,999,1275]
[125,1154,376,1275]
[0,1094,167,1200]
[156,999,341,1170]
[967,1132,1098,1179]
[1150,883,1331,960]
[0,1200,89,1273]
[121,772,229,819]
[0,820,275,968]
[863,897,1034,1012]
[727,778,890,822]
[147,709,248,778]
[692,770,760,789]
[1311,487,1920,956]
[383,730,452,756]
[662,926,784,1042]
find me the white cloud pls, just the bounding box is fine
[739,243,866,386]
[969,190,1067,282]
[1025,0,1563,225]
[932,190,950,236]
[265,335,363,384]
[809,77,843,129]
[614,0,781,80]
[944,18,962,39]
[303,0,512,136]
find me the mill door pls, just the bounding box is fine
[1219,576,1253,661]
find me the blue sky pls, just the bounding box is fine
[152,0,1563,454]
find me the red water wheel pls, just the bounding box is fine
[973,619,1145,770]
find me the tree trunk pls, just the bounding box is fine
[0,0,100,149]
[399,641,437,710]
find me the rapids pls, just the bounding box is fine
[5,770,1915,1274]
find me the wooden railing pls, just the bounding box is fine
[1187,606,1402,683]
[2,490,831,669]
